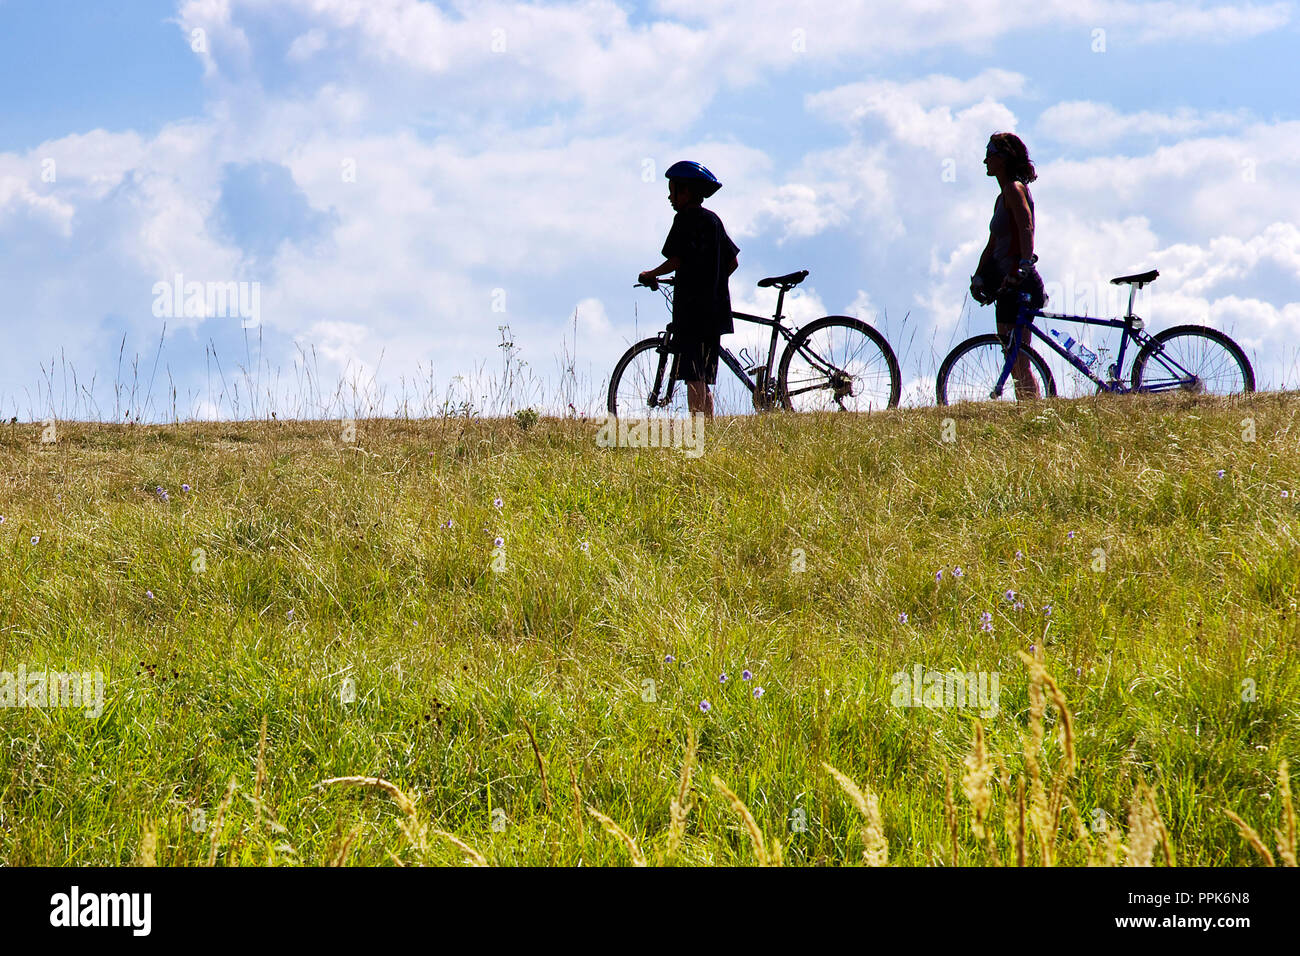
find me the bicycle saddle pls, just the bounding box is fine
[757,270,809,289]
[1110,269,1159,286]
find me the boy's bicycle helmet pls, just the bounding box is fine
[665,160,722,197]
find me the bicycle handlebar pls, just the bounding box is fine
[635,276,675,288]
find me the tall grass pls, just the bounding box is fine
[0,390,1297,865]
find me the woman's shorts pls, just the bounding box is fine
[994,267,1046,345]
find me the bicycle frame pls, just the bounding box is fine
[991,291,1203,398]
[645,280,802,408]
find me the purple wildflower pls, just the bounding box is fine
[146,590,155,600]
[493,497,503,509]
[935,569,943,583]
[899,612,908,624]
[181,483,191,493]
[753,687,764,699]
[1015,550,1023,560]
[665,654,675,664]
[493,536,504,549]
[1005,589,1016,602]
[979,611,993,633]
[1216,470,1225,479]
[719,672,728,683]
[30,535,39,545]
[700,700,711,713]
[954,566,964,578]
[742,670,752,681]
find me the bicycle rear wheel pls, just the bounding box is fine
[777,316,900,412]
[1130,325,1254,396]
[607,337,690,417]
[937,334,1056,405]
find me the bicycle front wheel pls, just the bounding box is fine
[936,334,1056,405]
[607,337,690,417]
[1130,325,1254,396]
[777,316,900,412]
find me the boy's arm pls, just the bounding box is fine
[639,257,681,284]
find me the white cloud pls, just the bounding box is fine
[1038,101,1251,148]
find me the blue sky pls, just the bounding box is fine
[2,0,1299,419]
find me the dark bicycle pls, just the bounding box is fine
[608,270,901,416]
[936,269,1254,405]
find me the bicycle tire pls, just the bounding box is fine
[607,337,688,417]
[777,316,901,412]
[1129,325,1254,396]
[936,334,1057,406]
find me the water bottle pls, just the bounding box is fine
[1050,329,1100,373]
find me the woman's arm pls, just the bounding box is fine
[1004,181,1034,265]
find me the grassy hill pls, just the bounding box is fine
[1,392,1297,866]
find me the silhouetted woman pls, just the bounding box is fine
[972,132,1043,399]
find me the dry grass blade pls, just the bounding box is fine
[961,719,993,843]
[430,828,489,866]
[944,770,959,866]
[254,714,268,828]
[318,775,417,817]
[1126,784,1159,867]
[318,775,426,858]
[522,720,553,814]
[330,824,362,867]
[712,774,771,867]
[1016,777,1026,867]
[822,762,887,866]
[1224,809,1276,866]
[586,806,646,866]
[206,776,238,867]
[568,757,585,845]
[136,822,158,867]
[663,727,697,863]
[1277,759,1296,867]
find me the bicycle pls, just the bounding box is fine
[607,270,901,416]
[936,269,1254,405]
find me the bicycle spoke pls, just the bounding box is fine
[938,336,1054,405]
[1132,327,1253,396]
[609,342,690,418]
[780,319,898,412]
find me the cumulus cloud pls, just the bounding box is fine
[2,0,1297,419]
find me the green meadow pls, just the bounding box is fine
[1,392,1296,866]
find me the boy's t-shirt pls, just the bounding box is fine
[661,206,738,337]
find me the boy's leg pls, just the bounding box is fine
[686,380,713,418]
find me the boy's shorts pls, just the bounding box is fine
[672,331,721,385]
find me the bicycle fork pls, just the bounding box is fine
[647,332,682,409]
